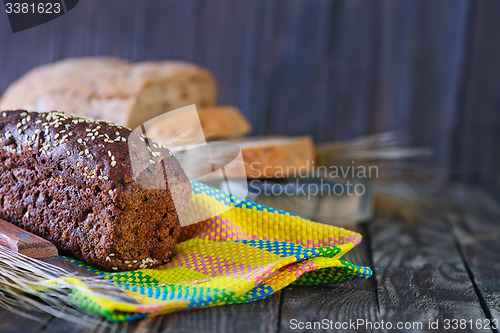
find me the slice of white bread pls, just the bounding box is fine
[0,57,217,129]
[236,136,315,178]
[142,135,315,180]
[198,106,252,140]
[145,106,252,144]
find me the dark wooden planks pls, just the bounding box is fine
[135,1,200,62]
[38,317,115,333]
[453,0,500,186]
[369,184,487,329]
[38,273,281,333]
[318,0,379,142]
[155,293,281,333]
[2,279,280,333]
[194,0,261,108]
[1,183,499,332]
[123,316,163,333]
[448,186,500,323]
[39,293,281,333]
[242,0,281,136]
[262,0,335,138]
[371,0,416,134]
[39,271,281,333]
[0,0,499,184]
[279,224,379,333]
[0,309,51,333]
[406,0,471,183]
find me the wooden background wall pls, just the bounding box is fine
[0,0,499,185]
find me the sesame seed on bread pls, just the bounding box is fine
[0,110,190,271]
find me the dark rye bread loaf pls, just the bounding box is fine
[0,110,190,271]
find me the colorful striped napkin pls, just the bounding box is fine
[66,181,372,322]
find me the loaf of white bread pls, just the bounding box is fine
[0,57,217,129]
[146,106,252,143]
[1,57,314,179]
[236,136,315,178]
[157,136,315,179]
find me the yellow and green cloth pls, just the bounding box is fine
[66,181,372,322]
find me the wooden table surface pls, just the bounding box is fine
[0,183,499,333]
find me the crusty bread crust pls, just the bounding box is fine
[198,106,252,140]
[166,136,316,180]
[0,110,191,271]
[238,136,315,178]
[145,106,252,145]
[0,57,217,129]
